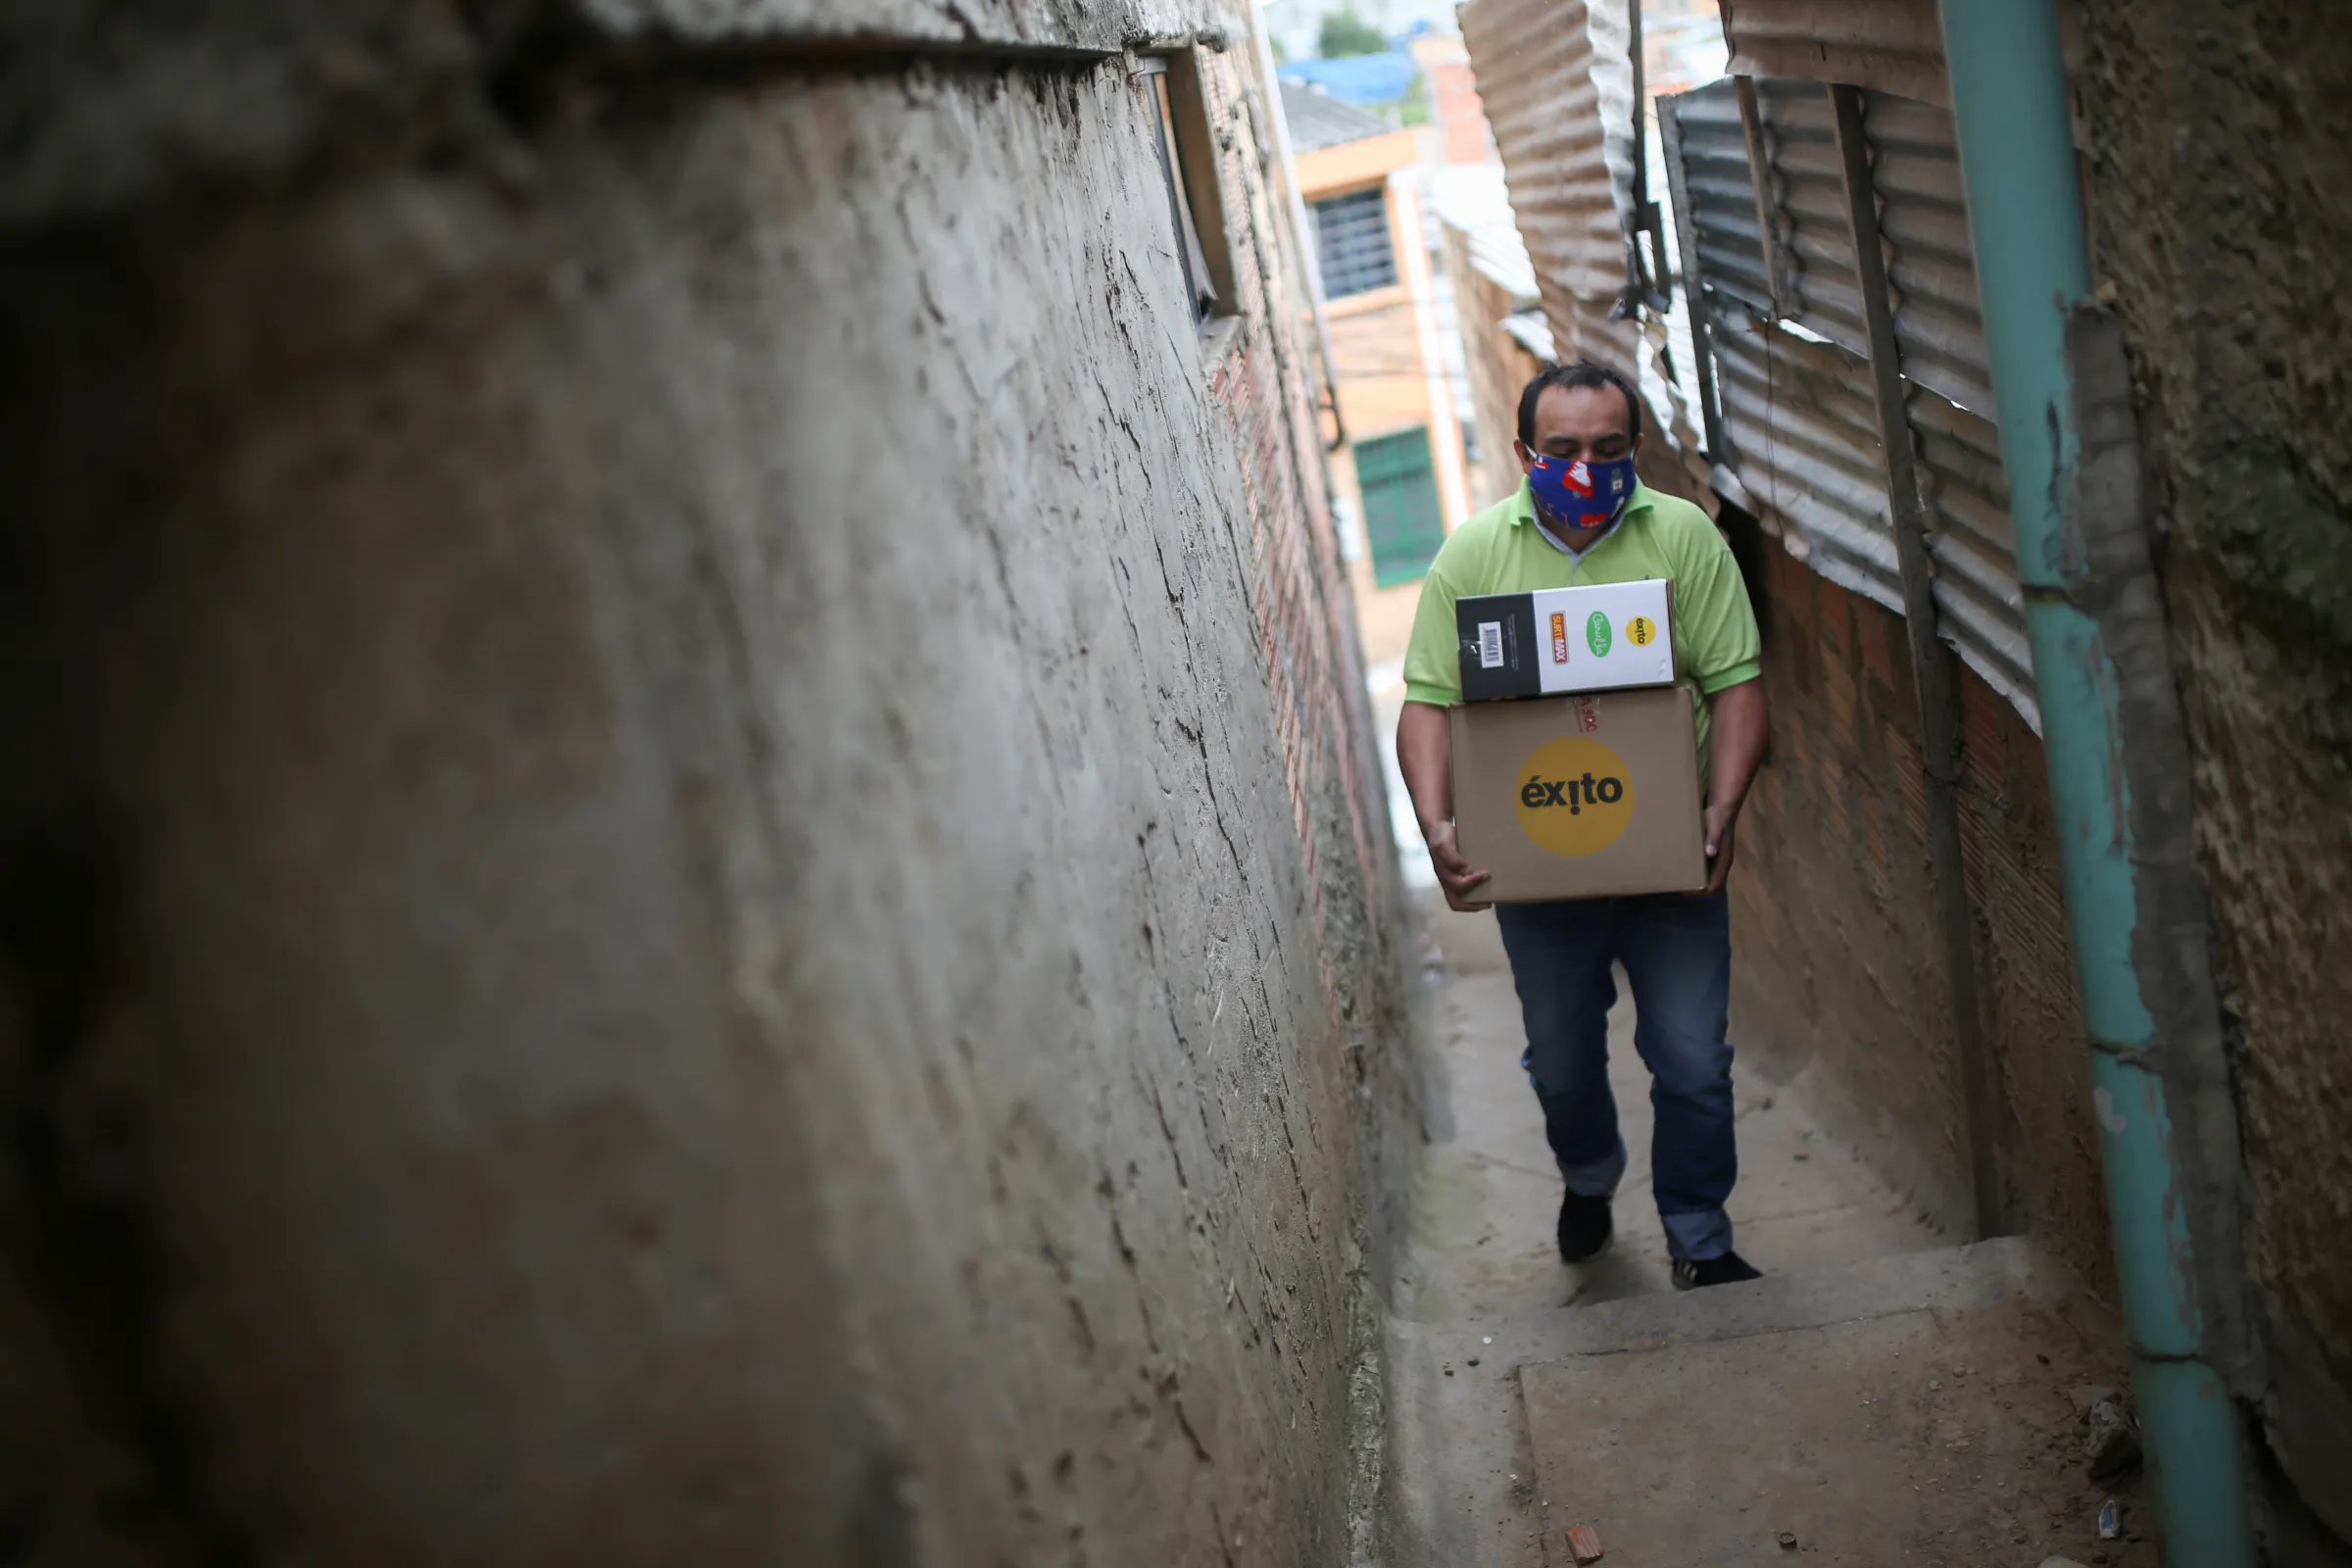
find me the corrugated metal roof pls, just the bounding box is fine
[1279,80,1396,153]
[1501,309,1557,364]
[1427,165,1540,306]
[1278,52,1421,108]
[1458,0,1638,371]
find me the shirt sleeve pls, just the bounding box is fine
[1674,520,1763,694]
[1401,562,1465,707]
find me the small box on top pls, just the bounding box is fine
[1453,579,1675,703]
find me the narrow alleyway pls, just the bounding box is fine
[1379,884,2167,1566]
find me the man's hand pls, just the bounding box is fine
[1699,678,1768,896]
[1701,798,1740,894]
[1424,819,1494,911]
[1396,701,1494,913]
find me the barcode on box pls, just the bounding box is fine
[1478,622,1503,669]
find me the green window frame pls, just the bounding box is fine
[1354,426,1447,587]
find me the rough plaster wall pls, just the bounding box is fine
[1726,521,2113,1293]
[2077,0,2352,1530]
[0,13,1415,1565]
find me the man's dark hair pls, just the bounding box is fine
[1516,361,1642,447]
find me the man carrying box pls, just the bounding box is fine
[1396,361,1772,1288]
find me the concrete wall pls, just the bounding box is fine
[1723,515,2116,1296]
[0,6,1420,1563]
[2076,0,2352,1544]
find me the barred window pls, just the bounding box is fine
[1311,186,1398,299]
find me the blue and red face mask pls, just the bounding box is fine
[1527,453,1638,535]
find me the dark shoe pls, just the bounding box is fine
[1672,1250,1763,1290]
[1556,1189,1613,1262]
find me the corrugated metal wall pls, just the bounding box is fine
[1661,74,2036,729]
[1752,77,1869,356]
[1909,386,2036,716]
[1458,0,1639,373]
[1864,92,1996,419]
[1711,313,1901,608]
[1665,81,1775,318]
[1720,0,1951,106]
[1461,0,1730,506]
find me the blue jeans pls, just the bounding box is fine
[1494,890,1737,1261]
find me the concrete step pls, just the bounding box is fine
[1507,1237,2158,1567]
[1522,1233,2041,1355]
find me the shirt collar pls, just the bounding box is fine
[1511,477,1654,541]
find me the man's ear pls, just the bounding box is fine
[1513,438,1536,474]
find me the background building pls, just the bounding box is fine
[1286,81,1473,666]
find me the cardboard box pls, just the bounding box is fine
[1455,579,1675,701]
[1448,686,1707,903]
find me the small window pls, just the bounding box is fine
[1138,54,1234,331]
[1310,186,1399,299]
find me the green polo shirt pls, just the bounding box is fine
[1402,479,1762,774]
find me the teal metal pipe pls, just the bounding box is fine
[1937,1,2257,1561]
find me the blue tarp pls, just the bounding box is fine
[1276,52,1420,106]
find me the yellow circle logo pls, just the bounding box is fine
[1626,615,1656,647]
[1512,738,1637,857]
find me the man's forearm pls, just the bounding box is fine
[1706,678,1770,813]
[1396,701,1453,837]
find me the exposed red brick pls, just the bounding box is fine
[1823,649,1859,751]
[1888,723,1929,840]
[1723,521,2107,1293]
[1962,666,2008,795]
[1815,571,1851,655]
[1856,598,1898,693]
[1861,789,1888,887]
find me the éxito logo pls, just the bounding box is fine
[1512,737,1636,856]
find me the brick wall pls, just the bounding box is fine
[1725,513,2115,1296]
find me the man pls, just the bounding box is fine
[1396,361,1771,1289]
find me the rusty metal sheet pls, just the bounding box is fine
[1862,91,1997,419]
[1909,385,2038,727]
[1662,81,1775,323]
[1751,77,1868,360]
[1459,0,1638,370]
[1667,71,2032,725]
[1719,0,1951,105]
[1710,313,1904,614]
[1717,0,2087,120]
